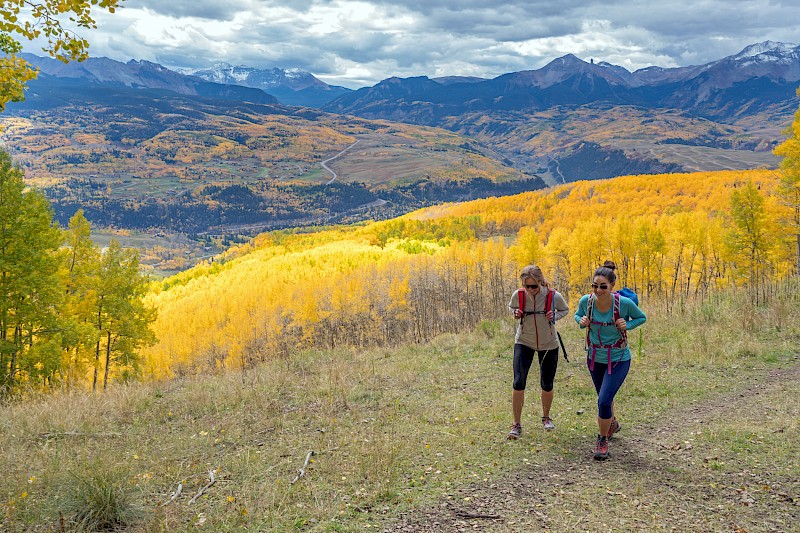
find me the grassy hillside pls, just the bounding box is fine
[1,286,797,531]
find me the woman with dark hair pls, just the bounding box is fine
[506,265,569,440]
[574,260,646,460]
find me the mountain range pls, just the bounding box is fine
[18,41,796,183]
[176,64,351,108]
[317,41,797,179]
[19,53,279,106]
[323,41,800,116]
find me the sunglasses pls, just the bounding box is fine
[591,283,609,290]
[524,284,539,289]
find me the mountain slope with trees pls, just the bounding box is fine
[1,87,537,233]
[139,166,794,380]
[322,42,798,181]
[0,151,156,394]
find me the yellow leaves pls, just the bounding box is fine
[138,168,793,380]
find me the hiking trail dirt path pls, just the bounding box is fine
[387,358,800,532]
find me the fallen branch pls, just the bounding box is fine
[454,510,501,520]
[38,430,122,439]
[290,450,315,484]
[159,482,183,507]
[188,471,217,505]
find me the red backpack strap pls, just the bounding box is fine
[545,288,554,325]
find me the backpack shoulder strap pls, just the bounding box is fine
[585,293,595,349]
[613,292,629,347]
[545,288,554,324]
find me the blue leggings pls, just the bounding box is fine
[587,359,630,419]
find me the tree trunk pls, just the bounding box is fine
[93,338,100,392]
[103,330,112,391]
[7,325,21,391]
[795,232,800,277]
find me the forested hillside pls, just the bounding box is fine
[141,167,795,380]
[0,90,537,233]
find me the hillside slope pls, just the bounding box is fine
[1,88,537,233]
[1,289,797,531]
[139,168,791,381]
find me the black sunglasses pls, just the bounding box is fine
[591,283,609,290]
[524,284,539,289]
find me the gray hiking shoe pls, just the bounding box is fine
[507,423,522,440]
[542,417,555,431]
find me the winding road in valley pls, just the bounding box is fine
[321,139,361,184]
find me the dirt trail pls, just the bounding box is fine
[388,359,800,532]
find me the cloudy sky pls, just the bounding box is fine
[25,0,800,88]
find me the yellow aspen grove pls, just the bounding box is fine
[139,169,794,380]
[773,86,800,274]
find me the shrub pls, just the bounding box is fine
[59,467,141,531]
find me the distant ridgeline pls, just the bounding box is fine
[4,42,799,235]
[142,169,794,380]
[1,84,540,234]
[42,176,546,233]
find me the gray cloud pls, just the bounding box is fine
[23,0,800,88]
[133,0,245,21]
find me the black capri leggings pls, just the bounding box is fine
[512,344,559,392]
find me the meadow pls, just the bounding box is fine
[1,284,797,531]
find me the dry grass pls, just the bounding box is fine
[1,286,798,531]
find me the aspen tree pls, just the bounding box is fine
[60,210,100,387]
[726,181,772,302]
[93,239,156,391]
[773,87,800,275]
[0,149,63,393]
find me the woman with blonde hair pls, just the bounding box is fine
[506,265,569,439]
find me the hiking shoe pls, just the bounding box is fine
[507,423,522,440]
[542,417,555,431]
[608,418,621,439]
[593,435,609,460]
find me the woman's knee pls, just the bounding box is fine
[597,401,613,419]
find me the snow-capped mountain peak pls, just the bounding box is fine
[731,41,799,61]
